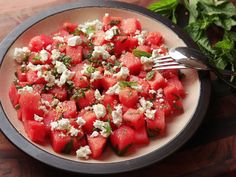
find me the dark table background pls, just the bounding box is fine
[1,0,236,176]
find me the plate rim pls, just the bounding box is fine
[0,0,211,174]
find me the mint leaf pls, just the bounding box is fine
[133,49,152,58]
[119,81,138,88]
[146,70,155,80]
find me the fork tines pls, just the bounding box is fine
[152,56,187,70]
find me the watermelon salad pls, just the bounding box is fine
[9,13,186,159]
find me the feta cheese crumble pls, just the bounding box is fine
[76,145,92,159]
[111,104,123,126]
[51,49,61,60]
[106,83,121,95]
[53,36,64,42]
[92,46,110,59]
[67,36,82,46]
[133,30,147,45]
[55,61,67,74]
[104,26,119,40]
[94,89,103,101]
[69,126,80,137]
[93,104,106,119]
[50,118,71,131]
[144,109,156,120]
[14,47,30,63]
[34,114,44,122]
[90,71,102,82]
[18,85,33,94]
[93,120,111,137]
[76,117,86,127]
[90,131,99,138]
[113,67,129,80]
[39,49,49,62]
[139,97,153,110]
[55,70,75,87]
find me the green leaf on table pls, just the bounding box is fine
[184,0,199,24]
[214,39,234,51]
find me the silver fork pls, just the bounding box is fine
[152,47,236,76]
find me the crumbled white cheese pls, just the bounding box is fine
[131,84,143,92]
[113,67,129,80]
[139,97,153,110]
[76,145,92,159]
[149,89,156,94]
[141,56,153,64]
[46,45,52,51]
[26,62,49,71]
[84,106,93,111]
[90,71,102,82]
[94,89,103,101]
[76,116,86,127]
[69,126,80,137]
[50,121,59,131]
[92,46,110,59]
[53,36,64,42]
[79,19,103,39]
[156,88,164,98]
[90,131,99,138]
[43,71,56,84]
[80,64,94,76]
[34,114,44,122]
[159,98,164,103]
[39,49,49,62]
[18,85,33,94]
[51,98,60,106]
[51,49,61,60]
[106,83,120,95]
[104,26,119,40]
[67,36,82,46]
[55,70,75,87]
[133,30,147,45]
[111,104,123,126]
[93,104,106,119]
[14,47,30,63]
[58,118,71,130]
[55,61,67,74]
[93,120,111,137]
[144,109,156,120]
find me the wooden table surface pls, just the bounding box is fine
[1,0,236,177]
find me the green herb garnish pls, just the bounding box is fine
[107,104,112,114]
[72,88,87,100]
[146,70,155,80]
[133,49,152,58]
[119,81,138,88]
[59,54,72,67]
[33,54,41,61]
[148,0,236,85]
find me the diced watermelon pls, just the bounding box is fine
[102,76,117,90]
[167,76,185,98]
[146,109,165,137]
[66,46,83,64]
[44,109,59,133]
[48,86,67,101]
[87,134,107,159]
[134,127,149,144]
[63,22,78,33]
[120,18,141,35]
[51,131,73,153]
[19,92,43,121]
[9,84,20,107]
[103,15,122,31]
[102,94,118,109]
[119,87,139,108]
[163,83,181,101]
[93,30,106,46]
[24,120,47,143]
[62,100,77,118]
[123,108,145,129]
[26,70,46,85]
[154,99,172,117]
[145,32,163,46]
[16,66,27,82]
[82,111,97,134]
[119,52,142,75]
[76,89,95,109]
[110,125,135,155]
[29,34,53,52]
[113,36,138,55]
[147,70,166,90]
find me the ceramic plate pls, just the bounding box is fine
[0,0,211,174]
